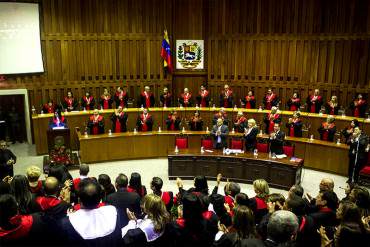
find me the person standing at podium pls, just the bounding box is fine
[62,91,78,112]
[87,109,104,135]
[111,106,128,133]
[100,88,113,109]
[212,118,229,149]
[81,91,95,111]
[348,127,369,183]
[0,140,16,180]
[269,123,285,155]
[49,110,67,128]
[136,108,153,132]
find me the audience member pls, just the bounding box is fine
[250,179,269,224]
[10,175,39,214]
[73,164,90,191]
[266,210,299,246]
[98,174,116,201]
[151,176,173,212]
[128,172,147,198]
[26,165,44,196]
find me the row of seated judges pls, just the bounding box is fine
[50,105,361,144]
[41,85,368,118]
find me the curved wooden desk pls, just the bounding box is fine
[168,149,303,190]
[75,130,349,176]
[32,107,370,155]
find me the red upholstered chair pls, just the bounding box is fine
[283,142,295,157]
[229,137,244,150]
[256,139,269,153]
[359,152,370,186]
[201,135,213,150]
[175,135,188,149]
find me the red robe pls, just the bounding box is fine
[265,93,277,110]
[43,103,55,113]
[115,112,125,133]
[0,215,33,239]
[289,118,301,137]
[64,97,75,109]
[82,96,94,110]
[115,91,127,108]
[289,98,300,111]
[267,113,280,133]
[245,95,255,109]
[353,99,365,117]
[89,115,104,135]
[181,93,192,107]
[199,90,209,107]
[101,95,111,109]
[222,89,233,108]
[308,95,322,113]
[141,91,152,108]
[139,113,151,132]
[321,122,335,141]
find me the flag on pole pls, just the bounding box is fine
[161,29,173,73]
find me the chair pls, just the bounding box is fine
[359,152,370,186]
[283,142,295,157]
[256,139,269,153]
[201,135,213,149]
[229,137,244,150]
[175,134,188,149]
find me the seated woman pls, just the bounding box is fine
[325,95,340,115]
[127,172,147,198]
[111,106,128,133]
[285,111,303,137]
[341,119,360,144]
[189,111,203,131]
[244,118,259,151]
[49,110,67,129]
[318,116,337,142]
[263,106,281,134]
[121,194,170,246]
[241,90,256,109]
[87,109,104,135]
[287,92,301,111]
[166,110,181,131]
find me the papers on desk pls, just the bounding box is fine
[52,126,65,130]
[204,149,213,153]
[275,154,287,159]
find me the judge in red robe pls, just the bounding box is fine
[111,106,128,133]
[114,86,128,108]
[62,91,78,111]
[341,119,360,144]
[263,88,279,110]
[350,94,367,118]
[263,106,281,134]
[325,95,339,115]
[241,90,256,109]
[233,111,247,133]
[189,111,203,131]
[166,110,181,131]
[99,88,113,109]
[286,111,303,137]
[196,85,210,107]
[42,100,56,114]
[179,88,193,107]
[318,116,336,142]
[81,92,95,111]
[136,108,153,132]
[159,87,172,107]
[219,84,233,108]
[139,86,155,108]
[306,89,323,113]
[87,109,104,135]
[287,92,301,111]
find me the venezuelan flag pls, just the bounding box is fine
[161,30,173,73]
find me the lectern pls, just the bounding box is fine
[47,128,71,153]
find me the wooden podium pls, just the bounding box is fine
[47,127,71,152]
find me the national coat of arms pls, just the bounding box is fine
[176,40,204,69]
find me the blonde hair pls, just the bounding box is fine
[253,179,270,198]
[248,118,256,126]
[26,166,41,182]
[142,194,170,233]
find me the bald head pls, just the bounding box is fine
[44,177,60,196]
[320,178,334,192]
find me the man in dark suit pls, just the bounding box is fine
[0,140,16,180]
[211,118,229,149]
[348,127,369,183]
[269,123,285,155]
[105,173,141,228]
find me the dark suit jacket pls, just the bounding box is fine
[349,133,369,163]
[244,127,259,151]
[269,130,285,155]
[211,125,229,148]
[105,188,141,228]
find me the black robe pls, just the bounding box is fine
[80,96,95,110]
[244,127,259,151]
[286,120,303,137]
[138,92,155,108]
[111,112,128,133]
[160,93,172,107]
[189,117,203,131]
[166,116,181,131]
[0,149,16,180]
